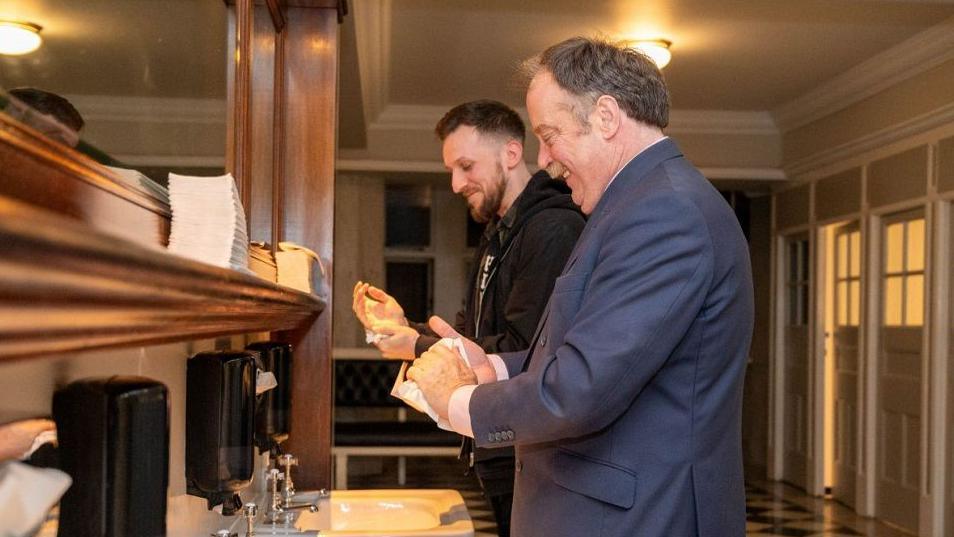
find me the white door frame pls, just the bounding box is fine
[771,229,815,489]
[927,199,950,536]
[812,224,829,496]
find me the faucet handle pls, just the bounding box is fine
[242,502,258,537]
[278,454,298,501]
[211,531,236,537]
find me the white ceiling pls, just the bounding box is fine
[2,0,953,183]
[332,0,954,196]
[382,0,954,110]
[0,0,227,98]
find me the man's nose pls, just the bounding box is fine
[537,143,552,170]
[450,170,465,194]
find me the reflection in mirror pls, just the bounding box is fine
[0,0,229,190]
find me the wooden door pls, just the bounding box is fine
[876,213,924,533]
[832,224,861,508]
[783,234,811,490]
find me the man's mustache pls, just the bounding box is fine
[545,161,568,179]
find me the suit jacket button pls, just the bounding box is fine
[487,433,495,443]
[494,432,502,442]
[506,431,514,440]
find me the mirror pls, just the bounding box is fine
[0,0,229,187]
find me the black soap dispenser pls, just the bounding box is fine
[186,351,257,513]
[246,342,293,453]
[53,376,169,537]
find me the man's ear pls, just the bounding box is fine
[502,138,524,169]
[595,95,621,139]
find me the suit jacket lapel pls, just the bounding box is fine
[518,139,684,374]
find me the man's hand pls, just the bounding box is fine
[0,419,55,461]
[370,322,420,360]
[428,316,497,384]
[407,344,478,420]
[352,281,408,329]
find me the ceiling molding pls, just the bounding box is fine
[371,104,779,137]
[773,15,954,133]
[784,100,954,176]
[336,158,785,181]
[66,95,226,125]
[700,167,786,181]
[352,0,391,123]
[370,104,445,131]
[667,110,778,136]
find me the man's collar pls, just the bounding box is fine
[602,136,669,194]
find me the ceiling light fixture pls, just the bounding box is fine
[627,39,672,69]
[0,21,43,56]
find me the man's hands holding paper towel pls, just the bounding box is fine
[353,281,419,359]
[370,323,422,359]
[406,316,495,420]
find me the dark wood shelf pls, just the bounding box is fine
[0,114,325,362]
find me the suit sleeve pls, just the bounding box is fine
[469,192,713,447]
[468,211,583,354]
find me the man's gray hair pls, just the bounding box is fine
[522,36,669,129]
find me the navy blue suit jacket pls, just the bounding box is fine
[469,139,753,536]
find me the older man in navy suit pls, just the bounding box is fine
[408,36,753,537]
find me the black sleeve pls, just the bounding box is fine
[470,209,584,354]
[410,310,468,356]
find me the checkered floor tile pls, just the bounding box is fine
[744,484,862,536]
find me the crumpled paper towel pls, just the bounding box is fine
[390,338,470,431]
[0,461,71,537]
[365,329,389,345]
[255,369,278,396]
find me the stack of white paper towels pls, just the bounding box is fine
[167,172,249,271]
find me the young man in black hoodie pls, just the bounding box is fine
[353,100,584,536]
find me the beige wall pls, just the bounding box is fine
[769,41,954,528]
[333,174,386,348]
[783,58,954,166]
[332,172,470,350]
[340,126,782,171]
[0,335,274,536]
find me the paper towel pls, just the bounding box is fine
[0,461,71,537]
[390,338,470,431]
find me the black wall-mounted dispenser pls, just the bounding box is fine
[53,376,169,537]
[186,351,256,513]
[246,342,293,453]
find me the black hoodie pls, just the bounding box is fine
[411,170,585,484]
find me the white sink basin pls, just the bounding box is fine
[256,489,473,537]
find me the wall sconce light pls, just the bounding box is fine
[0,21,43,56]
[627,39,672,69]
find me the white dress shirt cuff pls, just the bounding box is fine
[447,385,477,438]
[488,354,509,381]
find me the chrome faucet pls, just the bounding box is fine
[265,468,318,524]
[242,503,258,537]
[278,454,298,505]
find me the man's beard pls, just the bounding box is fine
[468,162,507,224]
